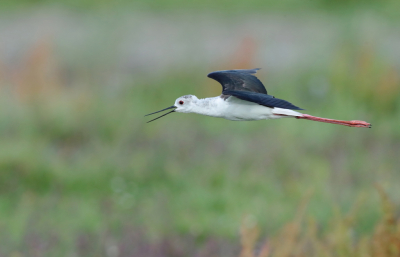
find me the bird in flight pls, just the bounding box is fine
[146,69,371,128]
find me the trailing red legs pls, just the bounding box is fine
[296,114,371,128]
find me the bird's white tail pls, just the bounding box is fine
[272,108,302,117]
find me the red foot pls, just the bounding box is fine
[297,114,371,128]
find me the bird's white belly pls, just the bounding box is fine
[219,97,276,121]
[193,96,301,121]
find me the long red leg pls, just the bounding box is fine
[296,114,371,128]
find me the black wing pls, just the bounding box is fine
[223,90,304,110]
[207,68,268,94]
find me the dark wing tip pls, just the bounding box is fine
[207,68,260,78]
[268,98,304,110]
[262,98,304,110]
[223,90,304,110]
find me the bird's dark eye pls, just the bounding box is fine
[179,101,184,105]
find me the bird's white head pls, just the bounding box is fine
[174,95,198,113]
[145,95,199,123]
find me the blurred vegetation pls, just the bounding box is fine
[1,0,400,17]
[239,186,400,257]
[0,0,399,256]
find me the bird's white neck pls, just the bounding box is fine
[189,97,223,117]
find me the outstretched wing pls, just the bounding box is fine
[208,69,303,110]
[207,68,268,94]
[223,90,304,110]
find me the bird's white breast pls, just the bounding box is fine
[194,96,274,121]
[221,96,276,121]
[193,96,302,121]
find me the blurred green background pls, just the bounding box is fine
[0,0,399,256]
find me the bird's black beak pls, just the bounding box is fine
[145,106,177,123]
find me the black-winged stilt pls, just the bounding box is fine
[145,69,371,128]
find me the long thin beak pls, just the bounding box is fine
[145,106,177,123]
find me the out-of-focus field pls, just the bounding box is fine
[0,1,399,256]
